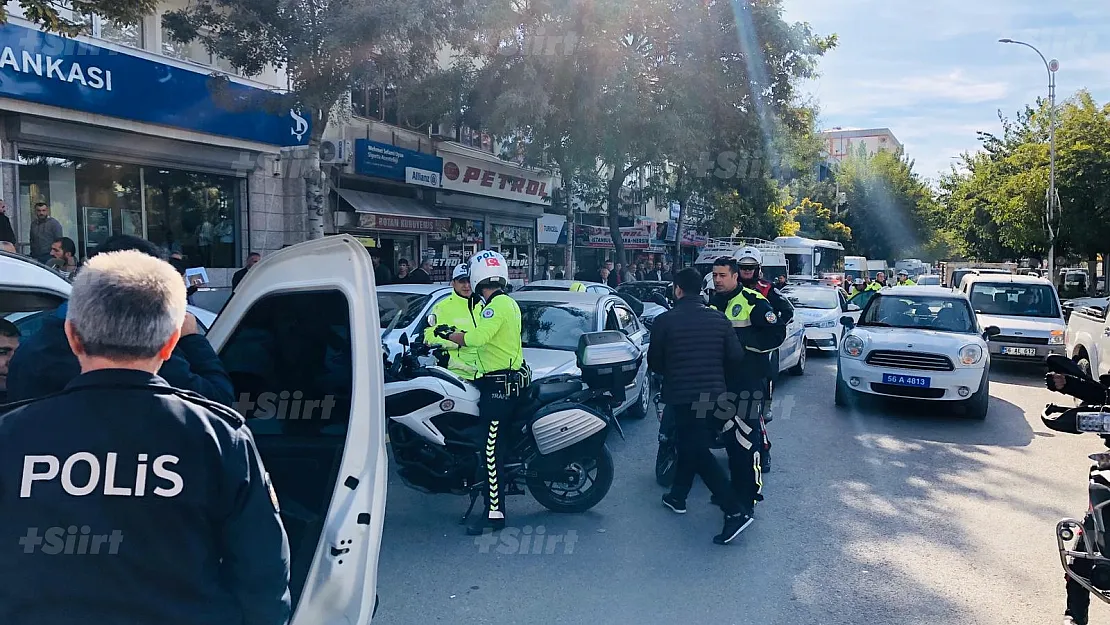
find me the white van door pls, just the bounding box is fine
[205,236,387,624]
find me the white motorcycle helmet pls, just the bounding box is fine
[469,249,510,290]
[736,246,763,267]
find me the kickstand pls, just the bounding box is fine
[460,489,480,525]
[610,414,626,440]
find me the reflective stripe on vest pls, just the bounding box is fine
[722,287,767,325]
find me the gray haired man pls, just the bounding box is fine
[0,250,291,625]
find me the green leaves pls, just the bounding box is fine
[3,0,158,37]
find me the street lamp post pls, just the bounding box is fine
[999,38,1059,282]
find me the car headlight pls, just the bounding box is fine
[842,334,864,357]
[1049,330,1064,344]
[815,319,836,328]
[958,344,983,365]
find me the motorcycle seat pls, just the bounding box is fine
[515,376,584,417]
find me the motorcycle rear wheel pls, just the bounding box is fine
[527,445,615,513]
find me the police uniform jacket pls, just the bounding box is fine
[5,302,235,406]
[711,286,780,390]
[0,369,291,625]
[647,295,746,406]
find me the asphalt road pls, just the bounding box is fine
[373,353,1109,625]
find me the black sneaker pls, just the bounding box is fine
[714,513,753,544]
[662,494,687,514]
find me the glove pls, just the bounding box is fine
[433,324,456,340]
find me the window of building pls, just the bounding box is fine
[161,24,242,75]
[490,224,533,282]
[17,152,242,268]
[96,17,143,48]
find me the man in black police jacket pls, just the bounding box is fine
[0,250,290,625]
[648,268,753,544]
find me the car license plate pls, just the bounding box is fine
[882,373,931,388]
[1002,347,1038,356]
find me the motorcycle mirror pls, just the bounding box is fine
[1047,354,1088,379]
[399,333,410,348]
[840,315,855,328]
[984,325,1002,338]
[426,313,437,327]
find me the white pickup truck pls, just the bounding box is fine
[1066,297,1110,378]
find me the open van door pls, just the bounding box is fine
[205,236,387,624]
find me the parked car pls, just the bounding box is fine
[512,290,653,419]
[1064,297,1110,379]
[960,274,1065,365]
[916,274,942,286]
[377,284,453,362]
[781,284,861,352]
[836,286,999,419]
[517,279,666,325]
[1062,296,1108,323]
[2,238,390,623]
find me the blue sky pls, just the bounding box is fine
[780,0,1110,184]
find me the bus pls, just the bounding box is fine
[844,256,868,281]
[694,237,789,282]
[773,236,846,281]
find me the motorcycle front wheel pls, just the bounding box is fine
[655,442,676,487]
[527,445,615,513]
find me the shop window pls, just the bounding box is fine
[490,224,533,282]
[426,219,483,282]
[96,17,143,48]
[18,152,241,268]
[145,168,241,268]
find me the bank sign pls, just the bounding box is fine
[354,139,443,187]
[0,23,309,146]
[440,152,554,205]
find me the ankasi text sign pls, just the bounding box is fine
[354,139,443,186]
[440,152,554,205]
[0,22,309,146]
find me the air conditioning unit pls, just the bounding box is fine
[430,123,453,140]
[319,140,351,164]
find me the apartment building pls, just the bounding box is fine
[819,127,903,162]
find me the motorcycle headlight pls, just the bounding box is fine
[1049,330,1064,344]
[842,334,864,357]
[958,344,983,365]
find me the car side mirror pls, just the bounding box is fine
[984,325,1001,338]
[840,315,855,328]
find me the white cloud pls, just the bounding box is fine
[860,71,1009,105]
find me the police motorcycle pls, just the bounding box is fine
[383,317,640,519]
[1042,354,1110,604]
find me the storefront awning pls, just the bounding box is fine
[337,188,450,233]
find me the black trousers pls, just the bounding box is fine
[721,415,762,515]
[1066,514,1095,624]
[473,375,522,520]
[667,403,741,515]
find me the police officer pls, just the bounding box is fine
[896,270,916,286]
[709,255,780,522]
[425,263,483,380]
[445,250,529,535]
[869,272,887,290]
[0,250,290,625]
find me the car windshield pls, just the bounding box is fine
[517,285,571,292]
[518,301,596,351]
[969,283,1060,318]
[782,288,838,309]
[860,295,977,333]
[917,276,940,285]
[378,292,432,329]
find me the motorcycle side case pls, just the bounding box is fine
[530,400,609,456]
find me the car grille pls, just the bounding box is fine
[865,350,954,372]
[870,383,946,399]
[990,335,1048,345]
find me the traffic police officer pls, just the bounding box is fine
[896,270,916,286]
[425,263,483,380]
[0,250,290,625]
[709,255,780,521]
[869,272,886,290]
[445,250,530,535]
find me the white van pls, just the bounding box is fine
[961,273,1066,364]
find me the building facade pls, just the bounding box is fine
[818,127,903,163]
[0,5,307,286]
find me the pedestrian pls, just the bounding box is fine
[47,236,78,277]
[0,199,15,245]
[406,258,433,284]
[896,270,915,286]
[661,261,674,281]
[232,252,261,288]
[0,319,19,403]
[0,249,291,625]
[599,266,611,285]
[773,274,788,290]
[370,249,393,285]
[28,202,62,263]
[444,250,528,535]
[5,234,235,406]
[0,241,15,254]
[396,258,411,281]
[709,254,781,511]
[649,267,752,545]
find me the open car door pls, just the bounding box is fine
[205,236,387,624]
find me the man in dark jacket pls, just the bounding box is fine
[5,235,235,406]
[648,268,752,545]
[406,258,433,284]
[0,199,15,245]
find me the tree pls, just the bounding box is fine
[163,0,484,239]
[1,0,157,35]
[785,197,850,244]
